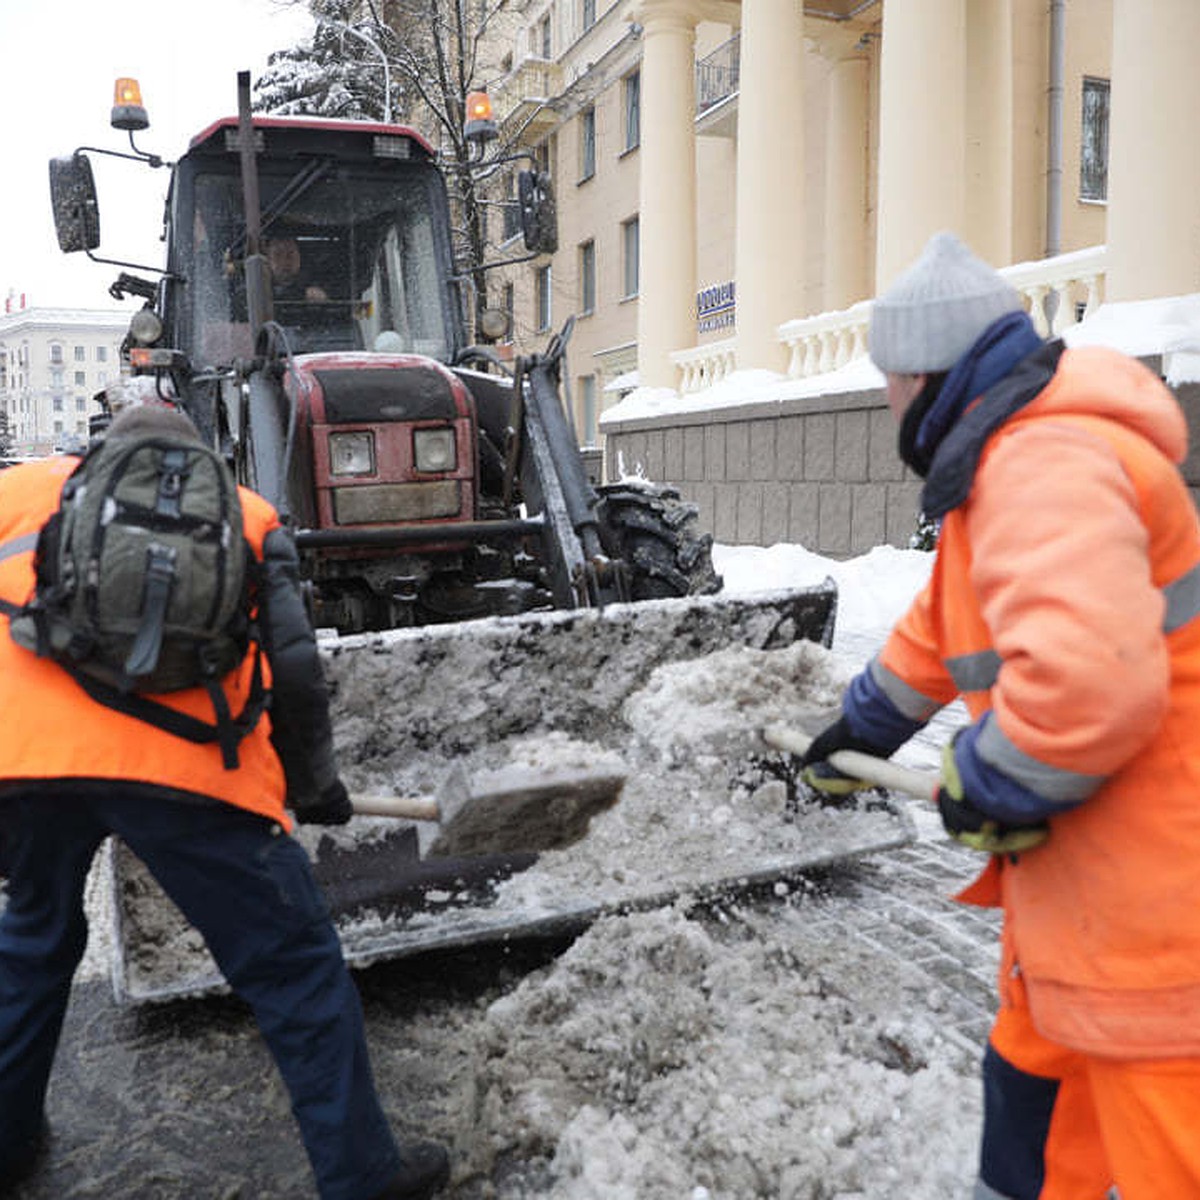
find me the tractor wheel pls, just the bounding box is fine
[597,481,723,600]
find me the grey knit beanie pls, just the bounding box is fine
[868,231,1023,374]
[108,402,202,444]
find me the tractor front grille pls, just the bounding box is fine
[332,481,461,525]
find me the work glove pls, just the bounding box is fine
[294,779,354,826]
[937,738,1048,854]
[799,714,891,798]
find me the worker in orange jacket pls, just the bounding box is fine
[0,402,449,1200]
[802,232,1200,1200]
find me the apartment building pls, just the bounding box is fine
[483,0,1198,460]
[0,304,130,455]
[487,0,645,446]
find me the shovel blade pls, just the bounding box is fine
[418,763,626,859]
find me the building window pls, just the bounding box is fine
[582,0,596,30]
[579,373,597,445]
[539,13,552,58]
[503,172,521,241]
[622,216,639,298]
[503,282,515,341]
[536,264,552,332]
[1080,76,1110,202]
[579,240,596,314]
[96,346,108,363]
[76,396,87,411]
[74,345,85,362]
[50,344,63,365]
[623,71,640,152]
[53,396,64,412]
[74,371,86,386]
[50,368,64,388]
[579,107,596,181]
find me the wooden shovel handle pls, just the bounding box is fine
[761,724,940,801]
[350,794,440,821]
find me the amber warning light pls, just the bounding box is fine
[463,90,498,145]
[466,92,493,121]
[112,77,150,132]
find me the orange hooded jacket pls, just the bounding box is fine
[875,345,1200,1058]
[0,456,290,826]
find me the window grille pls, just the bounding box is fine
[1081,77,1110,202]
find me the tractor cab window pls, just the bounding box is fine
[188,164,452,365]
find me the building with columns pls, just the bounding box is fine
[487,0,1200,456]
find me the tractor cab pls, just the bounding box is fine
[169,117,461,367]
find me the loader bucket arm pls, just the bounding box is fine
[517,318,624,608]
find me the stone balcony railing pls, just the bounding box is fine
[672,245,1108,394]
[492,57,564,138]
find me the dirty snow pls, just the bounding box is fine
[59,541,999,1198]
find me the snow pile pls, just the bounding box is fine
[466,902,979,1198]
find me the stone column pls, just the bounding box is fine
[632,0,698,389]
[1106,0,1200,300]
[734,0,806,373]
[875,0,967,287]
[964,0,1013,267]
[825,53,870,310]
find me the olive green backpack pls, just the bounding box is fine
[0,430,266,768]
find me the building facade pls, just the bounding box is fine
[0,305,130,455]
[482,0,1199,468]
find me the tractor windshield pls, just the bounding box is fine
[187,162,453,364]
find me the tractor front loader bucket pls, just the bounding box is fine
[104,579,912,1006]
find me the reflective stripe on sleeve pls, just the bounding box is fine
[869,656,942,723]
[977,716,1106,804]
[1163,561,1200,634]
[946,649,1002,694]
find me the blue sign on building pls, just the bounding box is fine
[696,281,735,333]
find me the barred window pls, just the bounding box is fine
[579,240,596,313]
[1080,77,1110,202]
[623,71,640,152]
[580,107,596,181]
[536,264,552,332]
[622,216,639,298]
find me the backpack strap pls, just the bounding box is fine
[122,542,179,681]
[0,533,39,628]
[65,637,268,771]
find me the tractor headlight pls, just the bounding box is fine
[329,431,375,476]
[413,427,456,472]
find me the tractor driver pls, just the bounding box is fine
[264,236,329,303]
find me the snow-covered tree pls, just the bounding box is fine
[253,0,392,120]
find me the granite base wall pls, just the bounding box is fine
[602,361,1200,558]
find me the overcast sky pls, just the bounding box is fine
[1,0,314,312]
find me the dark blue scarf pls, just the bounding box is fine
[915,309,1043,464]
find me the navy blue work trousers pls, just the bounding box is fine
[0,786,403,1199]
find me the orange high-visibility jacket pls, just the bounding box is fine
[875,345,1200,1058]
[0,456,289,825]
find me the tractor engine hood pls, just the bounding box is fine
[281,352,479,535]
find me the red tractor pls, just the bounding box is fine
[50,74,727,634]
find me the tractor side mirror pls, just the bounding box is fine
[518,169,558,256]
[49,154,101,254]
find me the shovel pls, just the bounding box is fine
[760,724,939,800]
[349,761,627,858]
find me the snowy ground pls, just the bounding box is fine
[12,541,1005,1199]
